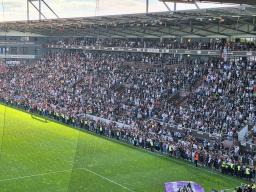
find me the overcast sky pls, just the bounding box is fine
[0,0,234,22]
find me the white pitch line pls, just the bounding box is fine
[84,168,134,192]
[224,187,237,191]
[0,168,82,182]
[97,134,245,185]
[0,167,134,192]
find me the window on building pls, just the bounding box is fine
[10,47,18,54]
[35,48,40,55]
[0,37,6,41]
[20,47,29,55]
[9,37,18,41]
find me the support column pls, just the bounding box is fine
[163,1,171,12]
[39,0,41,20]
[27,0,29,21]
[195,2,200,9]
[27,0,59,21]
[181,37,183,43]
[146,0,149,13]
[174,2,176,11]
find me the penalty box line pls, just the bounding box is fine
[84,168,135,192]
[0,168,82,182]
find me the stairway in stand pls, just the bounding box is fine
[0,76,7,88]
[176,98,188,108]
[191,80,202,91]
[113,84,125,93]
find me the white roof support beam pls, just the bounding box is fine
[195,2,200,9]
[163,1,172,12]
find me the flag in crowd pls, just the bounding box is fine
[165,181,205,192]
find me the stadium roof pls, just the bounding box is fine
[160,0,256,5]
[1,5,256,38]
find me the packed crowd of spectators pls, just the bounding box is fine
[90,52,205,65]
[0,51,256,138]
[50,38,256,51]
[183,66,256,138]
[0,51,193,125]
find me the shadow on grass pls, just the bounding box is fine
[31,114,48,123]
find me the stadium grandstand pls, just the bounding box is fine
[1,0,256,192]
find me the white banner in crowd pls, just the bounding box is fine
[87,114,131,129]
[6,61,20,65]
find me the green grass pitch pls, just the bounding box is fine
[0,104,245,192]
